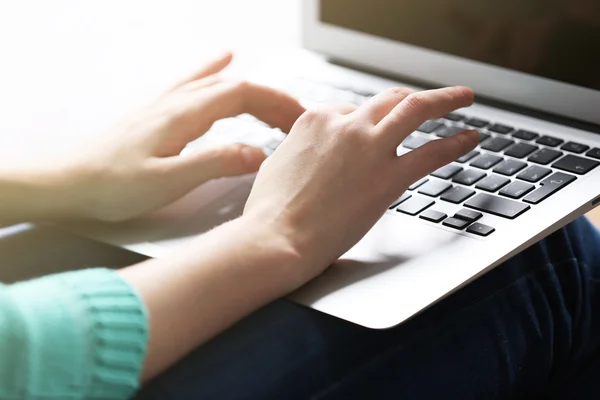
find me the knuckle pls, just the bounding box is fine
[402,92,430,114]
[387,87,413,99]
[298,107,320,123]
[402,93,429,115]
[223,143,245,159]
[338,115,366,134]
[305,106,326,117]
[216,144,253,172]
[298,106,331,125]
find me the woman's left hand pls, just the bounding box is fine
[50,52,305,222]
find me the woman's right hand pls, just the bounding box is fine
[123,85,479,381]
[243,86,479,285]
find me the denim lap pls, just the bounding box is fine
[136,217,600,400]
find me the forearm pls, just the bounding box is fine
[119,215,305,381]
[0,163,76,225]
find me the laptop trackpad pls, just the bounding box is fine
[151,177,464,273]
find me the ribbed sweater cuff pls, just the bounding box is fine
[7,268,148,399]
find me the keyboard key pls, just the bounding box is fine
[499,181,535,199]
[467,223,495,237]
[481,137,515,152]
[471,154,503,170]
[444,112,465,122]
[528,148,563,165]
[454,209,482,222]
[478,132,491,143]
[436,125,464,138]
[452,169,486,186]
[560,142,589,154]
[456,150,480,163]
[465,193,530,219]
[408,177,428,191]
[586,148,600,160]
[517,165,552,183]
[417,121,444,134]
[536,136,564,147]
[464,117,489,128]
[513,130,539,141]
[476,175,510,192]
[488,123,513,134]
[523,172,577,204]
[552,155,600,175]
[493,159,527,176]
[402,135,431,150]
[431,164,463,179]
[443,217,470,230]
[505,143,538,159]
[389,193,411,209]
[440,186,476,203]
[351,88,377,97]
[396,196,435,216]
[418,181,452,197]
[419,209,447,223]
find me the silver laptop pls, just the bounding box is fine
[69,0,600,329]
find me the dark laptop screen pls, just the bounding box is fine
[320,0,600,90]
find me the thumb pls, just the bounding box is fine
[167,144,267,185]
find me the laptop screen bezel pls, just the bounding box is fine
[303,0,600,126]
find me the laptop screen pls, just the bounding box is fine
[320,0,600,91]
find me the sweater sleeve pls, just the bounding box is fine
[0,268,148,400]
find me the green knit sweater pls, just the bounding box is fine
[0,268,148,400]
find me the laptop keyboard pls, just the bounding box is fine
[185,78,600,238]
[398,109,600,233]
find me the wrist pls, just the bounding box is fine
[215,215,312,291]
[0,160,80,225]
[237,208,335,286]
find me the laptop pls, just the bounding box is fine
[68,0,600,329]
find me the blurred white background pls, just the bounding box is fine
[0,0,301,160]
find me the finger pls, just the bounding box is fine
[239,82,307,132]
[395,130,479,184]
[157,144,266,189]
[377,86,474,144]
[354,87,415,125]
[171,52,233,89]
[196,80,306,133]
[177,74,223,92]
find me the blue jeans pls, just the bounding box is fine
[135,217,600,399]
